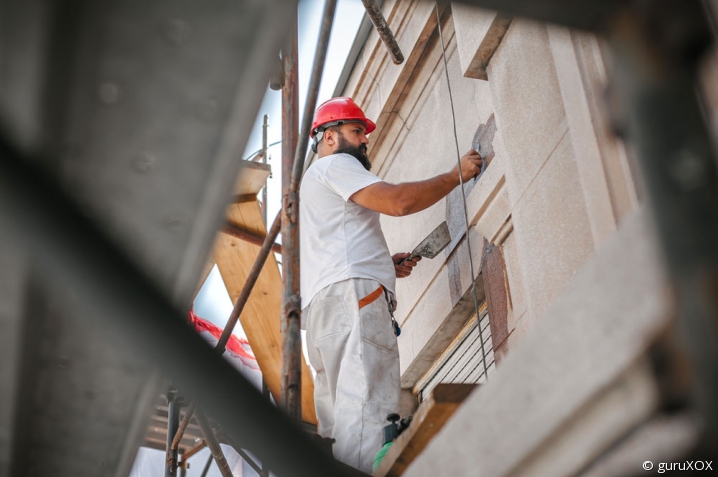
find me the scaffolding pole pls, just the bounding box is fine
[200,454,214,477]
[221,432,265,475]
[164,388,181,477]
[170,402,196,457]
[177,439,207,477]
[281,0,338,422]
[181,440,207,461]
[262,114,269,224]
[195,408,234,477]
[281,2,301,421]
[221,223,282,254]
[261,377,271,477]
[361,0,404,64]
[217,212,283,353]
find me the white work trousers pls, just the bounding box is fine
[305,278,401,473]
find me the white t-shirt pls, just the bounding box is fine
[300,153,396,309]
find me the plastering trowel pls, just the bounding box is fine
[400,221,451,264]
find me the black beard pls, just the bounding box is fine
[335,134,371,171]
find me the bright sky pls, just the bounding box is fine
[193,0,365,332]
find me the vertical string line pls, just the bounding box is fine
[435,1,489,380]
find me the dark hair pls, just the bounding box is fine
[324,124,342,136]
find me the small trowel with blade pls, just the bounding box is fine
[399,221,451,264]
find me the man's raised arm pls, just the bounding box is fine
[349,149,483,216]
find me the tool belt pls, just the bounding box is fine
[358,284,401,336]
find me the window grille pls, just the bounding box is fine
[417,306,495,401]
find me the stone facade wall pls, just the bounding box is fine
[340,0,638,391]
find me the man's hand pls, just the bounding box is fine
[393,253,422,278]
[452,149,483,183]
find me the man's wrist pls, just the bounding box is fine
[445,170,461,188]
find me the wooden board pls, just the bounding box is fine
[213,199,317,424]
[374,384,477,477]
[233,160,271,196]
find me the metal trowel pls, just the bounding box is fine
[400,221,451,263]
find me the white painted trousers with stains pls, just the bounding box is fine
[305,278,401,473]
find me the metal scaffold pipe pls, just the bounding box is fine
[281,6,301,420]
[216,212,282,353]
[262,114,269,224]
[195,408,234,477]
[165,388,181,477]
[200,454,214,477]
[282,0,338,421]
[181,440,207,461]
[170,401,196,456]
[220,432,265,475]
[361,0,404,64]
[221,223,282,254]
[289,0,338,189]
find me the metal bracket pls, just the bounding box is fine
[166,387,177,403]
[284,293,302,319]
[284,191,300,224]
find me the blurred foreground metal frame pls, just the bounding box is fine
[464,0,718,453]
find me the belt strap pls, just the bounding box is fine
[358,284,384,310]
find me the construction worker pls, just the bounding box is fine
[300,97,482,473]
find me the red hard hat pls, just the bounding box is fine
[310,97,376,138]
